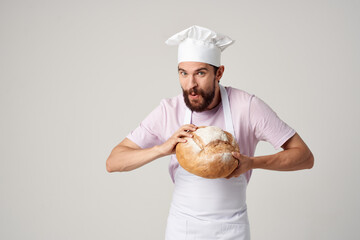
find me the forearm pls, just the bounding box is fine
[252,146,314,171]
[106,125,196,173]
[106,144,164,172]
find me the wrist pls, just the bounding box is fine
[153,144,167,158]
[250,156,260,169]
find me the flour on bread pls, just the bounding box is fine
[195,126,228,146]
[222,152,233,161]
[186,138,202,153]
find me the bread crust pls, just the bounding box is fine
[176,126,240,178]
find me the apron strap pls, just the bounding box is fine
[184,104,192,125]
[219,84,235,137]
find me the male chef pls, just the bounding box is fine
[106,25,314,240]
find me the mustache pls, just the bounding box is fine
[184,87,202,96]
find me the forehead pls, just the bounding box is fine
[178,62,212,71]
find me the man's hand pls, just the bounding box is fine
[226,152,254,179]
[225,133,314,178]
[158,124,198,157]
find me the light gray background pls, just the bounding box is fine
[1,0,359,239]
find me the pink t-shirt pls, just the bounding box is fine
[127,86,295,182]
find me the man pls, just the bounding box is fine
[106,26,314,240]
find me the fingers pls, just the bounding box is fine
[226,153,253,179]
[177,131,193,139]
[232,152,241,159]
[181,124,197,133]
[226,170,238,179]
[176,124,198,139]
[176,137,188,143]
[169,125,197,145]
[226,168,241,179]
[226,152,241,179]
[160,125,198,156]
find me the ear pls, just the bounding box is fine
[216,65,225,82]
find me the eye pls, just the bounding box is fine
[197,71,205,76]
[180,71,187,76]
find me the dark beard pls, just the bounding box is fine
[182,80,216,112]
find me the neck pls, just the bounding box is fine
[206,82,221,110]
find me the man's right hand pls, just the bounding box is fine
[158,124,198,157]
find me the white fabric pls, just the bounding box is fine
[165,25,234,67]
[219,85,235,137]
[166,209,250,240]
[165,84,250,240]
[183,103,192,127]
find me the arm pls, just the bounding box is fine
[226,133,314,178]
[106,138,163,172]
[106,124,197,173]
[252,133,314,171]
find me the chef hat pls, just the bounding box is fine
[165,25,234,67]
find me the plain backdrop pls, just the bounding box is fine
[1,0,359,239]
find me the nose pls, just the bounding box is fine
[188,74,198,89]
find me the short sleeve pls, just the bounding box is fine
[126,102,166,149]
[249,96,296,150]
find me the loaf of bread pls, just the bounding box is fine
[176,126,239,179]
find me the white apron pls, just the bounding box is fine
[165,85,250,240]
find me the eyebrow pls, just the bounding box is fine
[195,67,209,72]
[178,67,209,72]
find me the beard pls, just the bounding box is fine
[182,79,216,112]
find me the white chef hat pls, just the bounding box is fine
[165,25,234,67]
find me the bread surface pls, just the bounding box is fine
[175,126,239,178]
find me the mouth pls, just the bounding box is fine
[189,92,199,98]
[189,91,200,100]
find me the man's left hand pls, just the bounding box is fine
[226,152,254,179]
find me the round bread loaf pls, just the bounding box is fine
[176,126,240,179]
